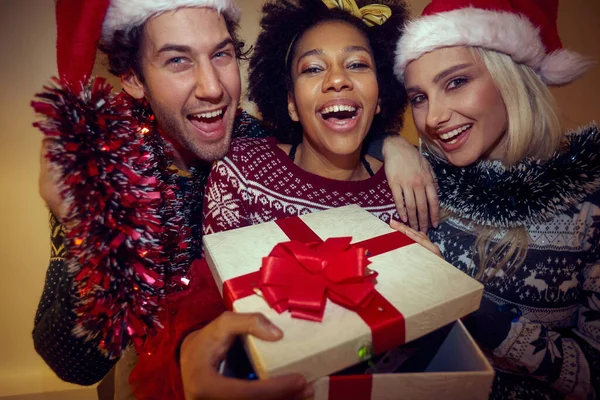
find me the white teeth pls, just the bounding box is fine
[321,105,357,115]
[439,124,471,140]
[194,109,224,119]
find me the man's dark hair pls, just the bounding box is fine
[248,0,410,144]
[98,14,249,82]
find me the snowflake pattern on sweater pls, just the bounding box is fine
[203,136,400,234]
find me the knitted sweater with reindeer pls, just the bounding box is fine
[427,126,600,400]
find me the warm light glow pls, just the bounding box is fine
[140,127,150,135]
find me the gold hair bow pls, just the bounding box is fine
[322,0,392,27]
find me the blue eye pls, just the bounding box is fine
[410,94,426,106]
[214,50,233,59]
[166,57,185,65]
[447,77,468,89]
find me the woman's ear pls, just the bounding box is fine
[120,70,146,99]
[287,92,299,122]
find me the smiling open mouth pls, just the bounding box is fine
[186,107,227,141]
[188,108,225,124]
[438,124,472,144]
[320,105,358,121]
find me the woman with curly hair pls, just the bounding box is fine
[202,0,422,236]
[394,0,600,398]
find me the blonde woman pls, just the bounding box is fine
[393,0,600,399]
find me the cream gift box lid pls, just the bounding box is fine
[203,205,484,382]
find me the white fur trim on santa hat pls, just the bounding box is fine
[539,49,594,86]
[394,7,590,86]
[102,0,241,42]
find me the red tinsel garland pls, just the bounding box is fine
[32,77,166,357]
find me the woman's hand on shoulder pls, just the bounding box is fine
[383,135,439,233]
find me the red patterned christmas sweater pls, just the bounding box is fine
[203,136,400,234]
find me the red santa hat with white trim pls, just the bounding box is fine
[56,0,241,86]
[394,0,591,86]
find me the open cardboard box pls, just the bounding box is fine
[222,320,493,400]
[312,320,494,400]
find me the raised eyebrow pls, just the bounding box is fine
[295,49,325,68]
[295,45,371,66]
[405,85,422,94]
[215,38,235,51]
[433,63,473,84]
[157,44,192,54]
[343,45,372,55]
[156,38,234,55]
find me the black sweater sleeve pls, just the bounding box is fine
[32,213,117,385]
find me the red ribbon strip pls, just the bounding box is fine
[223,215,413,354]
[329,375,372,399]
[275,217,323,243]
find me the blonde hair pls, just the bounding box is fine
[472,47,562,165]
[432,48,564,281]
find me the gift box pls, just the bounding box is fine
[203,205,484,382]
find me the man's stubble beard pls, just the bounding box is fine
[152,103,235,163]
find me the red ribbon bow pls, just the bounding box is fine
[258,237,378,322]
[222,216,412,353]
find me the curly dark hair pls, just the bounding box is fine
[248,0,409,144]
[98,14,250,81]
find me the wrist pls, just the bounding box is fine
[62,217,80,231]
[180,329,200,360]
[382,134,409,159]
[180,329,205,400]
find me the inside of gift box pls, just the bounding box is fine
[333,321,488,376]
[221,337,259,380]
[220,321,488,380]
